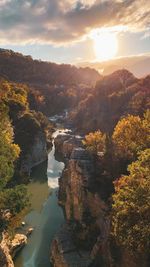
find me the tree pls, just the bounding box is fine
[82,130,106,155]
[0,104,20,188]
[112,149,150,254]
[112,112,150,159]
[0,185,29,214]
[0,185,30,232]
[0,99,29,234]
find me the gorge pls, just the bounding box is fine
[14,127,68,267]
[0,49,149,267]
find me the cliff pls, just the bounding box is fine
[51,134,148,267]
[51,138,112,267]
[51,224,92,267]
[54,134,83,161]
[70,71,150,133]
[20,130,48,176]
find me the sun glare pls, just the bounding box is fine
[91,30,118,61]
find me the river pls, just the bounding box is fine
[14,129,68,267]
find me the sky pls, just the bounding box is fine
[0,0,150,63]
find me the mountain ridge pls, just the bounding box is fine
[77,54,150,78]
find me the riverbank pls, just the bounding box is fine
[14,128,68,267]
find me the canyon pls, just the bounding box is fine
[51,133,147,267]
[51,133,112,267]
[0,49,149,267]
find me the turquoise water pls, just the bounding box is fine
[14,130,66,267]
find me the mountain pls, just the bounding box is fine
[70,69,150,133]
[0,48,100,86]
[78,54,150,78]
[0,48,101,115]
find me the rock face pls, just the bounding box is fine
[0,232,27,267]
[54,134,72,160]
[0,243,14,267]
[20,131,48,175]
[62,147,95,222]
[10,234,27,258]
[51,135,148,267]
[54,134,83,160]
[51,142,112,267]
[51,224,92,267]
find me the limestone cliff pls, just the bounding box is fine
[51,224,92,267]
[51,138,112,267]
[20,130,48,176]
[51,135,147,267]
[54,134,83,160]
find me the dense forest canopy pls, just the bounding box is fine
[0,49,100,86]
[0,49,101,116]
[0,81,29,234]
[0,48,149,266]
[0,77,53,236]
[82,110,150,262]
[112,148,150,255]
[71,69,150,133]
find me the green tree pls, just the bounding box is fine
[0,185,29,214]
[0,104,20,188]
[112,149,150,254]
[0,98,29,234]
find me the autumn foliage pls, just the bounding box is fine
[112,149,150,254]
[112,112,150,159]
[82,130,106,155]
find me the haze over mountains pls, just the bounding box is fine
[0,48,101,115]
[0,48,100,86]
[78,54,150,78]
[0,48,149,121]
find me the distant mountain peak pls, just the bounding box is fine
[77,55,150,78]
[107,68,135,80]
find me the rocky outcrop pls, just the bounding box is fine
[20,131,48,175]
[10,234,27,258]
[51,144,113,267]
[54,134,83,160]
[0,243,14,267]
[0,232,27,267]
[54,134,72,160]
[51,134,149,267]
[62,148,95,222]
[51,224,92,267]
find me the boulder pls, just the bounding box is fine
[10,234,27,258]
[0,232,27,267]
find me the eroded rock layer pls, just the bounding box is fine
[51,136,112,267]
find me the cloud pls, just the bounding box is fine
[0,0,149,45]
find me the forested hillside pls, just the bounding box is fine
[0,77,53,239]
[0,49,100,86]
[0,49,101,115]
[0,79,29,236]
[75,111,150,266]
[0,48,149,267]
[71,69,150,133]
[51,69,150,266]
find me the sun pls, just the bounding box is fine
[91,30,118,61]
